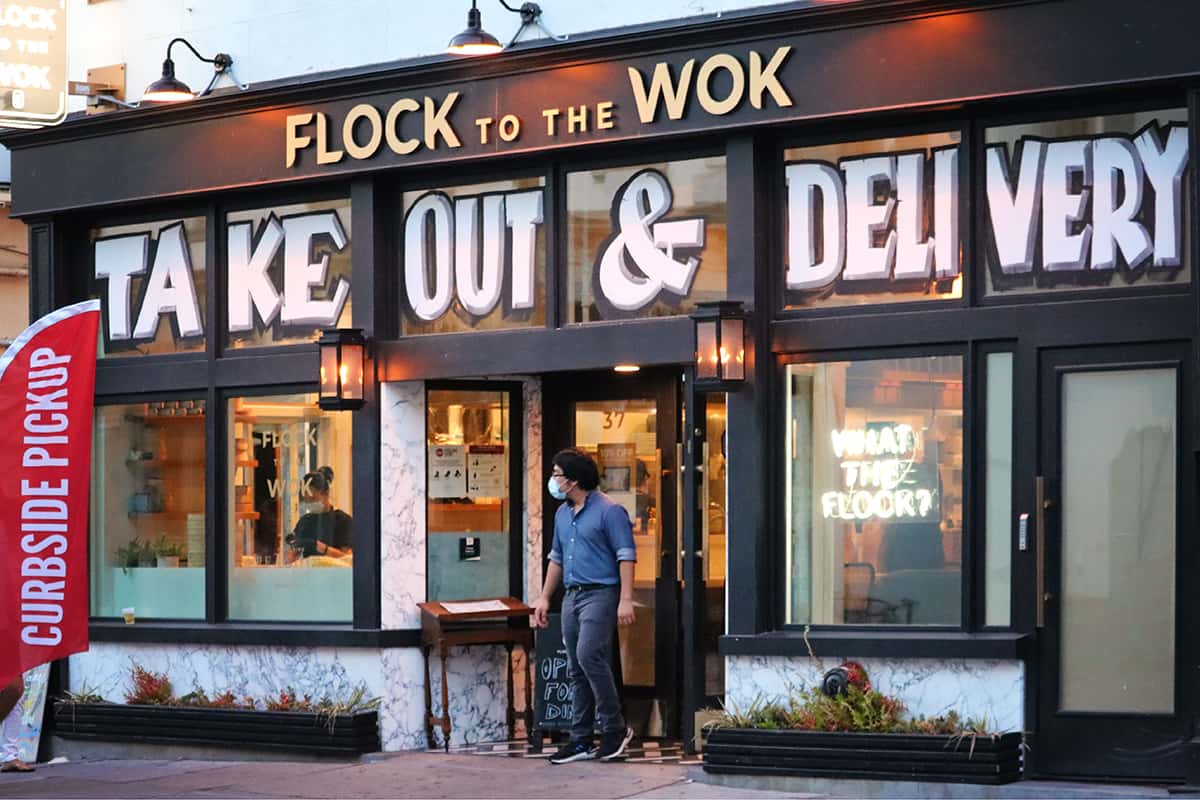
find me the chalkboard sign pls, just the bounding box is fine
[534,613,574,730]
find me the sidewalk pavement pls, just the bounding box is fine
[0,753,1181,799]
[0,753,801,800]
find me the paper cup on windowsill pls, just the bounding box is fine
[122,607,135,625]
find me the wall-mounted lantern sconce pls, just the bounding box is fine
[446,1,560,56]
[318,328,367,411]
[142,37,246,103]
[692,301,747,391]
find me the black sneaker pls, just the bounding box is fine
[595,726,634,761]
[548,740,594,764]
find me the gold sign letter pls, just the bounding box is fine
[696,53,744,116]
[596,101,615,130]
[316,112,344,165]
[627,59,695,124]
[749,46,793,109]
[343,103,383,160]
[498,114,521,142]
[285,113,314,168]
[385,98,420,155]
[424,92,462,150]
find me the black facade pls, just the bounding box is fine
[10,0,1200,779]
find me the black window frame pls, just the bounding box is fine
[393,166,553,339]
[559,144,728,327]
[971,94,1193,308]
[73,184,405,646]
[776,343,973,633]
[423,380,527,604]
[774,116,974,320]
[726,89,1194,661]
[89,391,210,623]
[219,381,358,625]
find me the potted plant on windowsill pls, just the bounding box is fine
[153,536,184,568]
[115,537,155,574]
[702,661,1022,785]
[54,665,382,756]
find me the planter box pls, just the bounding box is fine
[54,702,380,757]
[703,727,1022,785]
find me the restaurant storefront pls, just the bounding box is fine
[6,0,1199,781]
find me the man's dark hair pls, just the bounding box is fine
[552,448,600,491]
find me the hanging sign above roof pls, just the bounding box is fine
[0,1,66,129]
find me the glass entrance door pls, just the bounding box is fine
[1036,344,1190,779]
[546,369,681,738]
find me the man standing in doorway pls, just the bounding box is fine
[532,448,637,764]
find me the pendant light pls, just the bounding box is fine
[142,37,239,104]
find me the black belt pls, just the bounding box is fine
[565,583,612,592]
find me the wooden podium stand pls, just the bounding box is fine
[417,597,534,751]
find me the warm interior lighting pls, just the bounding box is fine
[614,364,641,374]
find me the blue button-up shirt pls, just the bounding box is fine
[549,491,636,587]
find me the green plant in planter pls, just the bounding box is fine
[115,537,147,574]
[703,662,997,737]
[134,539,157,567]
[153,536,185,566]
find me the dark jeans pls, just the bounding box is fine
[561,585,625,742]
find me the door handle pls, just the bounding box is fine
[1035,476,1048,628]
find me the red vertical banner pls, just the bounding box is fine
[0,300,100,689]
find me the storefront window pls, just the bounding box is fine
[984,108,1190,295]
[90,401,206,619]
[225,199,352,349]
[90,217,207,358]
[227,393,353,622]
[785,355,964,626]
[984,352,1013,626]
[703,397,727,698]
[566,157,727,322]
[426,389,512,600]
[783,133,963,308]
[401,178,546,335]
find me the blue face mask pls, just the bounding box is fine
[548,475,569,500]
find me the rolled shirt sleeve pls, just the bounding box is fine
[605,504,637,563]
[548,510,563,565]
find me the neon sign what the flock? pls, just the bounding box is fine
[820,423,938,522]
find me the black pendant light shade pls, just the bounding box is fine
[142,57,194,103]
[447,2,503,55]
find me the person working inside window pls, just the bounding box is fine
[288,467,352,561]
